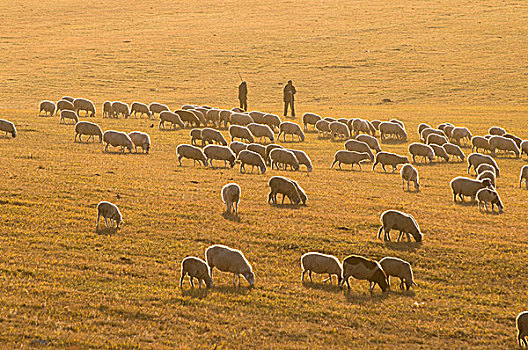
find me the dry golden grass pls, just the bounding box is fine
[0,0,528,348]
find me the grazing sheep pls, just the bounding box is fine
[219,110,232,129]
[268,176,301,205]
[102,101,112,118]
[488,126,506,136]
[430,144,450,162]
[205,109,221,127]
[270,149,300,171]
[521,141,528,158]
[476,188,503,212]
[204,145,236,168]
[103,130,133,153]
[356,134,381,153]
[190,108,208,126]
[181,104,198,110]
[180,257,213,289]
[450,127,472,145]
[400,164,420,191]
[352,118,375,136]
[248,111,266,124]
[329,121,351,140]
[341,255,389,292]
[229,141,248,156]
[520,166,528,189]
[128,131,151,153]
[443,143,465,161]
[420,128,445,142]
[205,245,255,287]
[59,110,79,124]
[176,109,201,128]
[408,143,434,163]
[279,122,305,142]
[38,100,56,116]
[229,125,254,143]
[379,257,417,290]
[247,143,267,160]
[176,144,207,167]
[238,150,266,174]
[476,164,496,176]
[417,123,431,135]
[516,311,528,348]
[467,153,500,176]
[96,201,123,230]
[0,119,17,138]
[371,120,382,130]
[503,133,522,148]
[149,102,170,117]
[74,121,102,142]
[489,136,520,157]
[190,129,203,146]
[426,133,448,146]
[221,183,241,214]
[231,107,244,113]
[130,102,152,119]
[372,152,409,173]
[201,128,228,146]
[230,112,254,126]
[288,149,313,172]
[61,96,75,103]
[331,151,371,171]
[265,144,284,165]
[302,113,322,131]
[443,124,455,139]
[291,180,307,205]
[389,119,405,128]
[315,119,331,137]
[73,98,96,117]
[111,101,130,118]
[471,136,493,154]
[56,99,75,115]
[159,111,184,130]
[247,123,275,143]
[301,252,342,285]
[477,170,496,188]
[262,114,282,132]
[450,176,493,202]
[379,121,407,141]
[344,139,375,161]
[378,210,422,242]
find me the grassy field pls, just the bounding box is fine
[1,0,528,348]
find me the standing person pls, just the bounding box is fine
[283,80,296,117]
[238,81,248,111]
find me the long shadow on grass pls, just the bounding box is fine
[96,227,117,235]
[181,288,210,299]
[211,285,253,295]
[269,203,301,209]
[302,281,342,293]
[383,241,423,252]
[222,211,240,222]
[343,288,389,304]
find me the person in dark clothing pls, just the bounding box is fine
[238,81,248,111]
[283,80,296,117]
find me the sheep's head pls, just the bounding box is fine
[244,272,255,287]
[374,269,389,292]
[481,178,493,189]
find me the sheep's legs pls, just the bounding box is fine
[104,218,109,228]
[301,270,306,282]
[190,277,195,288]
[309,271,313,282]
[180,273,185,287]
[96,214,100,229]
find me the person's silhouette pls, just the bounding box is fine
[283,80,296,117]
[238,81,248,111]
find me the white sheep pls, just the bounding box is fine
[351,118,375,136]
[59,110,79,124]
[247,123,274,143]
[390,119,405,128]
[378,210,422,242]
[417,123,431,135]
[248,111,266,124]
[190,108,208,125]
[221,183,241,214]
[39,100,56,117]
[467,153,500,176]
[315,119,331,137]
[379,121,407,141]
[230,113,254,126]
[408,143,434,163]
[471,136,493,154]
[278,122,305,142]
[521,141,528,158]
[190,129,203,146]
[329,121,350,140]
[371,120,381,130]
[238,150,266,174]
[180,257,213,289]
[204,145,236,168]
[450,127,472,145]
[430,144,449,162]
[61,96,75,103]
[443,143,465,162]
[229,125,254,143]
[56,99,75,115]
[159,111,184,130]
[476,188,503,212]
[102,101,113,118]
[379,257,417,290]
[130,102,152,119]
[73,98,96,117]
[128,131,151,154]
[489,136,520,157]
[0,119,17,138]
[269,148,300,171]
[265,144,284,165]
[288,149,313,172]
[341,255,389,292]
[176,144,207,167]
[205,109,221,127]
[268,176,302,205]
[302,113,322,131]
[331,150,371,171]
[201,128,228,146]
[300,252,343,285]
[219,110,232,129]
[450,176,493,202]
[400,164,420,191]
[149,102,170,117]
[426,133,448,146]
[372,152,409,173]
[476,164,496,176]
[420,128,445,142]
[291,180,307,205]
[74,121,102,142]
[111,101,130,118]
[517,311,528,348]
[96,201,123,230]
[229,141,248,156]
[355,134,381,153]
[247,143,267,160]
[176,109,201,128]
[344,139,374,161]
[262,114,282,132]
[520,166,528,189]
[488,126,506,136]
[503,133,522,148]
[103,130,133,153]
[205,245,255,287]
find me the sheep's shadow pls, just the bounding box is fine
[268,203,301,209]
[278,139,304,144]
[95,227,117,235]
[383,241,423,251]
[222,211,240,222]
[301,281,343,293]
[74,139,101,144]
[332,167,365,172]
[479,209,503,216]
[101,151,134,155]
[453,200,478,207]
[402,188,420,193]
[386,287,417,297]
[210,285,253,295]
[180,287,210,299]
[380,139,407,145]
[342,288,389,304]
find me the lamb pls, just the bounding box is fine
[229,125,254,143]
[221,183,241,214]
[341,255,389,292]
[247,123,275,143]
[203,145,236,168]
[329,121,350,140]
[408,143,434,163]
[331,151,371,171]
[471,136,493,153]
[400,164,420,191]
[238,150,266,174]
[103,130,133,153]
[230,113,254,126]
[180,257,213,289]
[417,123,431,135]
[149,102,170,117]
[355,134,381,153]
[372,152,409,173]
[522,141,528,158]
[219,110,232,129]
[489,136,520,157]
[421,128,445,142]
[379,257,417,290]
[378,210,422,242]
[476,164,496,176]
[96,201,123,230]
[130,102,152,119]
[503,133,522,148]
[56,99,75,115]
[300,252,342,285]
[516,311,528,348]
[379,121,407,141]
[430,144,449,162]
[39,100,56,117]
[467,153,500,176]
[74,121,103,142]
[73,98,96,117]
[176,144,207,167]
[476,188,503,212]
[201,128,228,146]
[302,113,322,131]
[103,101,112,118]
[288,149,313,172]
[205,109,221,127]
[315,119,331,137]
[176,109,201,127]
[248,111,266,124]
[426,133,448,146]
[262,114,282,132]
[344,139,374,161]
[61,96,75,103]
[190,129,203,146]
[159,111,184,130]
[0,119,17,138]
[229,141,248,156]
[205,245,255,287]
[450,176,493,202]
[268,176,301,205]
[488,126,506,136]
[443,143,465,161]
[269,149,300,171]
[111,101,130,118]
[128,131,151,154]
[520,166,528,189]
[450,127,472,145]
[59,110,79,124]
[279,122,305,142]
[265,144,284,165]
[246,143,267,160]
[477,170,496,188]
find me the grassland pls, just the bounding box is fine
[1,0,528,348]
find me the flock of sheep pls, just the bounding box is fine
[0,96,522,346]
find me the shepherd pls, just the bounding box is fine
[283,80,296,117]
[238,80,248,111]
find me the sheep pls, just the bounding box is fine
[300,252,342,285]
[73,98,96,117]
[338,118,349,125]
[291,180,307,205]
[158,111,183,130]
[522,141,528,158]
[352,118,375,136]
[247,123,274,143]
[331,151,371,171]
[205,109,221,127]
[59,110,79,124]
[443,124,455,139]
[128,131,151,154]
[476,188,503,212]
[221,183,241,214]
[238,150,266,174]
[56,99,75,115]
[503,133,522,148]
[265,144,284,165]
[182,104,198,110]
[489,136,520,157]
[378,210,422,242]
[288,149,313,172]
[379,257,417,290]
[201,128,228,146]
[371,120,381,130]
[246,143,267,160]
[103,130,133,153]
[315,119,331,137]
[379,121,407,141]
[176,109,201,127]
[420,128,445,142]
[356,134,381,153]
[111,101,130,118]
[400,164,419,191]
[329,121,350,140]
[471,136,493,153]
[268,176,301,205]
[324,117,336,123]
[149,102,170,117]
[74,121,103,142]
[488,126,506,136]
[219,110,232,129]
[205,245,255,287]
[430,144,449,162]
[0,119,17,138]
[230,113,254,126]
[190,108,208,126]
[231,107,244,113]
[229,125,254,143]
[130,102,152,119]
[372,152,409,173]
[96,201,123,230]
[344,139,374,161]
[467,153,500,176]
[476,164,496,176]
[102,101,112,118]
[417,123,431,135]
[189,129,203,146]
[262,114,282,132]
[450,176,493,202]
[279,122,305,142]
[450,127,472,145]
[516,311,528,348]
[443,143,465,161]
[61,96,75,103]
[341,255,389,293]
[176,144,207,167]
[477,170,496,188]
[302,113,322,131]
[180,257,213,289]
[229,141,248,156]
[408,143,434,163]
[390,119,405,128]
[520,166,528,189]
[270,149,300,171]
[248,111,266,124]
[38,100,56,117]
[438,122,454,132]
[426,133,448,146]
[203,145,236,168]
